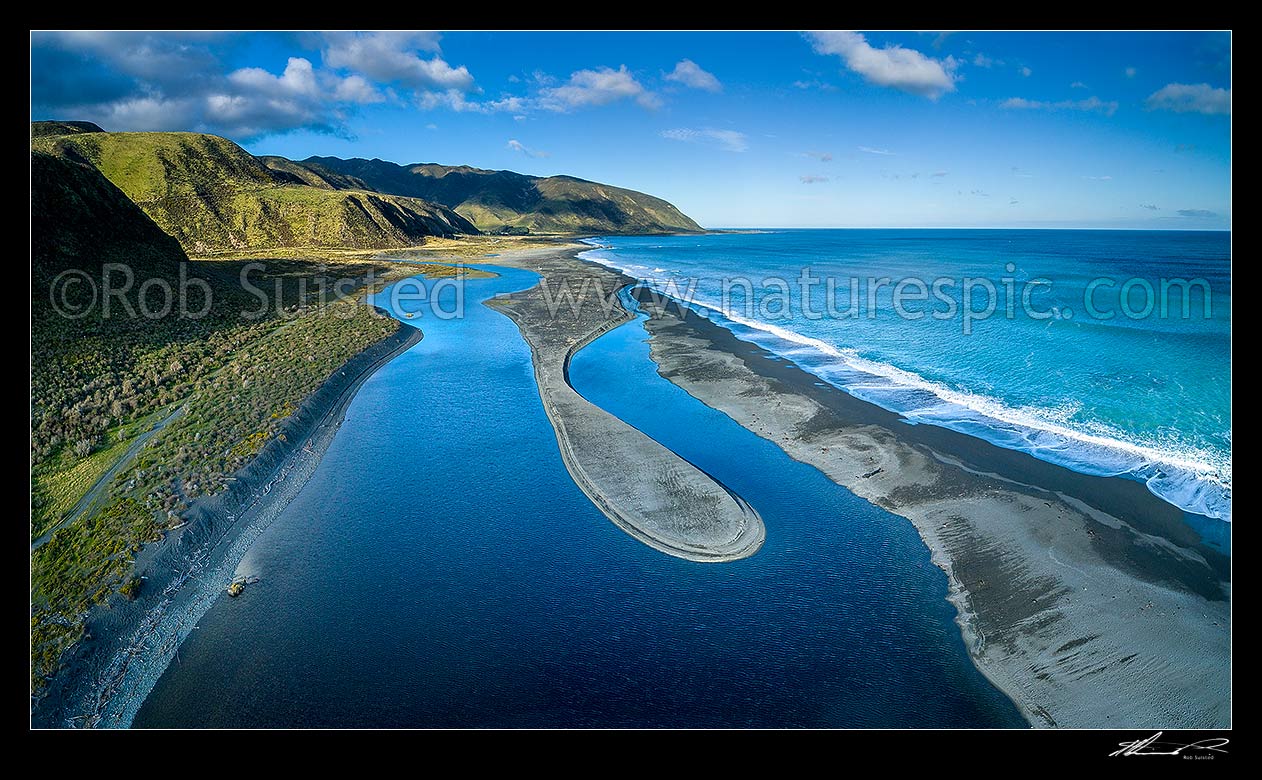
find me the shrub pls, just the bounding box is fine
[119,576,142,600]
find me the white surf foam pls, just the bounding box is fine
[582,246,1232,522]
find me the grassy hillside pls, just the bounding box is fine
[31,147,412,690]
[258,155,371,191]
[296,156,704,234]
[33,131,478,254]
[29,122,700,690]
[32,149,187,285]
[31,120,104,139]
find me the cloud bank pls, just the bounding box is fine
[807,30,957,98]
[1145,83,1231,115]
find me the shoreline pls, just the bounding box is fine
[32,319,422,728]
[485,251,765,562]
[627,286,1229,728]
[33,238,1230,729]
[486,242,1229,727]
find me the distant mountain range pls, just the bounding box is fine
[274,156,703,235]
[31,121,701,257]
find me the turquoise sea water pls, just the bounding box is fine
[581,229,1231,521]
[132,267,1024,728]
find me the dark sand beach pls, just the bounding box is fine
[628,284,1230,728]
[488,256,764,562]
[490,243,1230,728]
[32,322,421,728]
[35,241,1229,729]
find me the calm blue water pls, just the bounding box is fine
[132,268,1024,728]
[582,229,1231,521]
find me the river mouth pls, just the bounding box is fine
[131,266,1023,728]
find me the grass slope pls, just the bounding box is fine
[30,142,408,692]
[32,121,105,139]
[34,131,478,254]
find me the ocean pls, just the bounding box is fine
[132,266,1024,728]
[581,229,1231,523]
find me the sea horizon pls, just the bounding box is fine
[580,229,1231,525]
[32,29,1231,741]
[703,226,1233,232]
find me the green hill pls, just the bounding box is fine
[31,120,105,139]
[34,130,478,254]
[33,149,221,463]
[257,155,371,191]
[32,123,703,248]
[289,156,704,235]
[32,149,188,290]
[31,146,414,690]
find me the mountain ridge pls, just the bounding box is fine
[283,155,704,235]
[32,122,704,257]
[34,130,477,254]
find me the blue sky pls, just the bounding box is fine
[31,31,1231,229]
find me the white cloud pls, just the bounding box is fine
[664,59,722,92]
[538,65,659,111]
[507,138,550,158]
[322,32,473,91]
[858,145,895,155]
[417,89,482,111]
[807,30,957,98]
[206,57,386,137]
[1125,66,1137,78]
[32,32,424,139]
[661,127,748,152]
[793,79,838,91]
[484,95,530,114]
[1070,80,1088,89]
[803,151,833,162]
[972,53,997,68]
[228,57,320,98]
[331,74,384,104]
[408,91,530,116]
[1082,175,1113,181]
[1178,209,1219,218]
[800,175,829,184]
[1145,83,1231,115]
[931,170,948,177]
[1020,66,1032,77]
[92,96,201,132]
[1001,95,1118,116]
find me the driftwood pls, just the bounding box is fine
[70,415,309,727]
[75,548,210,727]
